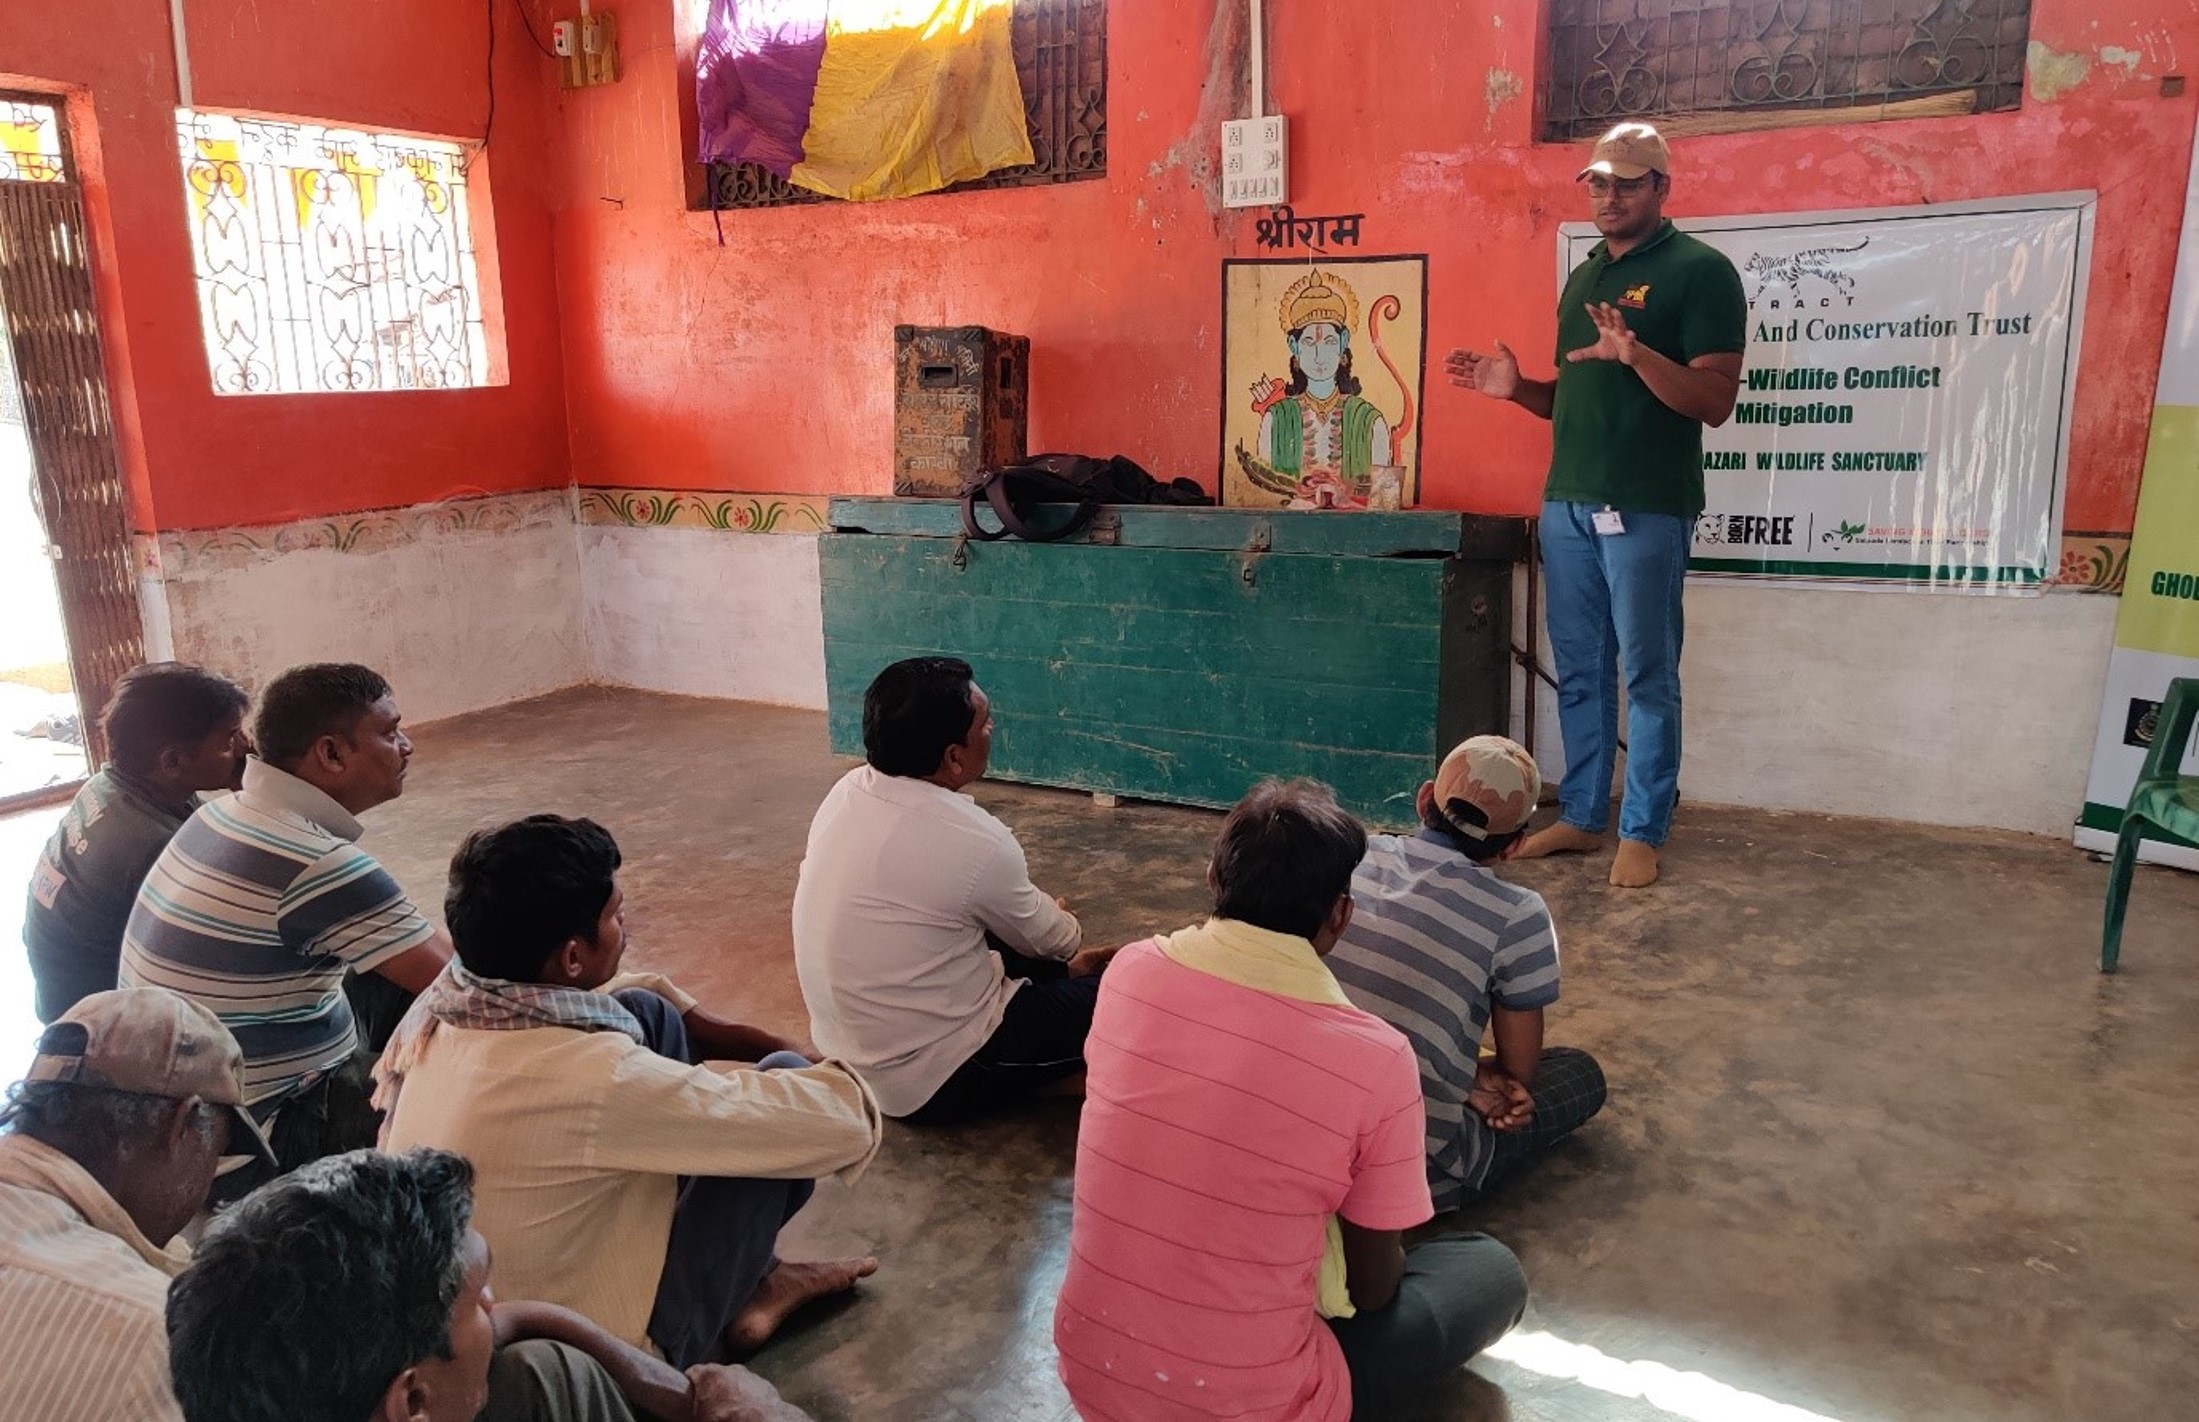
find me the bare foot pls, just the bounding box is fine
[726,1257,878,1354]
[1515,823,1606,859]
[1610,839,1660,888]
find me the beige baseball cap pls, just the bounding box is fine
[1578,122,1670,180]
[24,988,277,1167]
[1431,736,1543,840]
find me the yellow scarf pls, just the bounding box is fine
[1155,917,1359,1320]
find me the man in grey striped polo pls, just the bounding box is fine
[119,664,452,1185]
[1327,736,1606,1213]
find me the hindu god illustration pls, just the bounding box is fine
[1237,268,1416,509]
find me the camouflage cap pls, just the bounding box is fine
[1430,735,1541,840]
[25,987,277,1167]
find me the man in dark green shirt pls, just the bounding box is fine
[1448,123,1746,888]
[23,664,251,1021]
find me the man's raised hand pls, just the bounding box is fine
[1565,302,1640,366]
[1446,342,1521,400]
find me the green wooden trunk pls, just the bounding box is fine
[820,499,1529,829]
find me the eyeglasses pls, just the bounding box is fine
[1583,174,1655,197]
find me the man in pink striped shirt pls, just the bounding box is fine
[1055,779,1529,1421]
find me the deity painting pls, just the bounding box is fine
[1222,256,1427,509]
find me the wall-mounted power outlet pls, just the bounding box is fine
[552,19,577,57]
[1221,115,1288,209]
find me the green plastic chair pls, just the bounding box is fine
[2101,676,2199,973]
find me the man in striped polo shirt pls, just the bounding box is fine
[119,664,451,1182]
[1327,736,1607,1214]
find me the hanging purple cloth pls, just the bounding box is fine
[696,0,830,177]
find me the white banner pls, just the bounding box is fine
[1561,194,2094,592]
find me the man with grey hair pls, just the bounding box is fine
[0,986,276,1422]
[1449,121,1747,889]
[166,1147,812,1422]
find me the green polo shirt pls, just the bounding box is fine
[1546,219,1747,517]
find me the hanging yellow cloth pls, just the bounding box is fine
[789,0,1034,202]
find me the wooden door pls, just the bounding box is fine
[0,95,142,771]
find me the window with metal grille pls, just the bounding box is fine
[701,0,1106,211]
[1542,0,2031,140]
[175,111,495,395]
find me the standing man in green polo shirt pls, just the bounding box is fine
[1448,122,1746,888]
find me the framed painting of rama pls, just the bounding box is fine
[1221,255,1428,510]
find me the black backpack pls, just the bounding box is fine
[959,453,1212,542]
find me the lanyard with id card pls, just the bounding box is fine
[1592,507,1626,537]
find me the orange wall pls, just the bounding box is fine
[0,0,570,531]
[551,0,2195,530]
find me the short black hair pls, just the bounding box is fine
[253,663,392,769]
[1210,779,1368,939]
[100,663,248,777]
[166,1148,475,1422]
[863,656,979,778]
[1420,804,1526,863]
[445,815,623,983]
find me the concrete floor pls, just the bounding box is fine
[112,686,2199,1422]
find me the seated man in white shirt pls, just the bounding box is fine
[793,657,1115,1125]
[377,815,884,1371]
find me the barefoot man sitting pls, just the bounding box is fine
[377,815,884,1367]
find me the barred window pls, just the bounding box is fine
[175,111,496,396]
[1542,0,2031,141]
[701,0,1106,211]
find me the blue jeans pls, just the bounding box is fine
[1540,500,1692,845]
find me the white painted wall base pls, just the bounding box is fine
[134,496,2120,838]
[1680,583,2117,837]
[143,496,587,724]
[1513,575,2118,839]
[580,525,827,709]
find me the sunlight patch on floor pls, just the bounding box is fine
[1487,1330,1848,1422]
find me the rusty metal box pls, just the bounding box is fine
[893,325,1029,496]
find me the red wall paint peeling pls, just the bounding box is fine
[0,0,570,531]
[553,1,2195,531]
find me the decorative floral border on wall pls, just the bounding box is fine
[575,488,828,534]
[138,487,836,579]
[133,490,2135,595]
[2050,532,2133,594]
[148,490,577,576]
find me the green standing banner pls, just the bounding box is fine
[2075,132,2199,869]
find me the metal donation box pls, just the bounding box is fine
[819,499,1529,828]
[892,325,1029,496]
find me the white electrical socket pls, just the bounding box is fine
[1221,115,1288,209]
[552,19,577,56]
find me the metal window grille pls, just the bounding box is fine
[1542,0,2031,140]
[175,111,491,395]
[0,101,68,184]
[703,0,1107,211]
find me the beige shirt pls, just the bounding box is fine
[378,978,883,1352]
[792,766,1082,1116]
[0,1135,190,1422]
